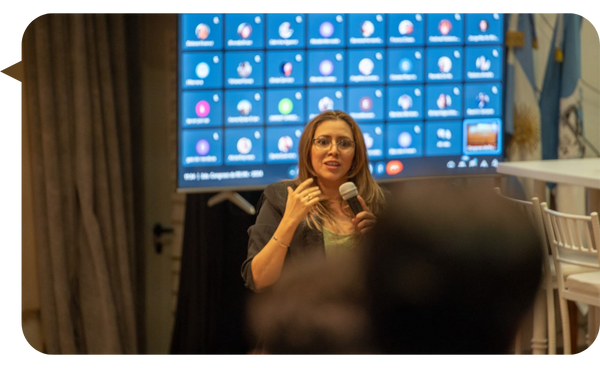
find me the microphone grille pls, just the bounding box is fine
[339,182,358,200]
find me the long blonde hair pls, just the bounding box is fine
[295,110,385,231]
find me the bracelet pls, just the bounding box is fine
[272,235,290,248]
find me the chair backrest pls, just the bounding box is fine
[540,202,600,269]
[493,187,547,252]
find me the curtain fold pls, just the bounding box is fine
[23,14,139,354]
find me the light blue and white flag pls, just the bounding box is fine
[539,14,586,238]
[504,14,541,199]
[540,14,585,161]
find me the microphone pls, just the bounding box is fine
[339,182,363,216]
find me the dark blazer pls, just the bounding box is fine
[241,181,325,292]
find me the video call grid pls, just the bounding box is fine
[178,13,504,167]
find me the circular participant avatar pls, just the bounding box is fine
[237,99,252,115]
[398,95,413,111]
[237,61,253,78]
[398,132,412,148]
[281,62,293,77]
[438,56,452,73]
[361,20,374,37]
[196,139,210,156]
[195,23,210,40]
[319,60,334,76]
[359,97,373,112]
[195,62,210,78]
[195,100,210,117]
[437,94,452,109]
[318,96,334,112]
[319,21,334,38]
[399,20,414,35]
[438,19,452,35]
[237,23,253,39]
[237,137,253,155]
[278,98,294,115]
[358,58,374,76]
[479,20,489,32]
[278,136,294,153]
[279,22,294,39]
[399,58,412,73]
[476,56,491,71]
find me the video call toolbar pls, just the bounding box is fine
[178,13,505,189]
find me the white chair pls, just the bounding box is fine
[493,188,556,354]
[540,202,600,354]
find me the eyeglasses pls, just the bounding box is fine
[312,138,356,152]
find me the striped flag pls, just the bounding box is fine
[540,14,585,162]
[504,14,541,199]
[539,14,587,257]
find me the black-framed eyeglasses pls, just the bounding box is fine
[312,138,356,152]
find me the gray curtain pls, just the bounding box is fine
[23,14,138,354]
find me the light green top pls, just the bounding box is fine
[323,227,355,256]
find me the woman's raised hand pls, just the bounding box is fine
[283,178,322,226]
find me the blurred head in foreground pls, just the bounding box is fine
[362,182,543,354]
[246,251,374,354]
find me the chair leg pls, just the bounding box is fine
[531,288,548,354]
[568,301,578,353]
[559,297,572,354]
[546,286,556,354]
[514,328,522,354]
[587,307,600,347]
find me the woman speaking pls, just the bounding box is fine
[241,110,386,292]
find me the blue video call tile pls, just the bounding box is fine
[347,14,385,47]
[426,47,464,83]
[181,129,223,167]
[307,87,345,120]
[307,14,346,48]
[465,10,504,45]
[224,51,264,88]
[465,46,503,81]
[387,14,425,46]
[266,126,304,163]
[181,52,223,89]
[387,85,424,121]
[266,88,305,124]
[307,50,345,86]
[348,49,385,85]
[425,121,462,156]
[224,14,265,50]
[387,48,424,83]
[224,127,265,165]
[427,10,464,45]
[347,87,385,122]
[464,83,502,118]
[181,14,223,50]
[266,14,306,49]
[386,122,424,158]
[266,50,305,87]
[180,90,223,128]
[425,84,463,120]
[224,89,264,126]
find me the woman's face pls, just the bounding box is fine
[310,119,356,187]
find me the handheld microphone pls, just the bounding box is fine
[339,182,363,216]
